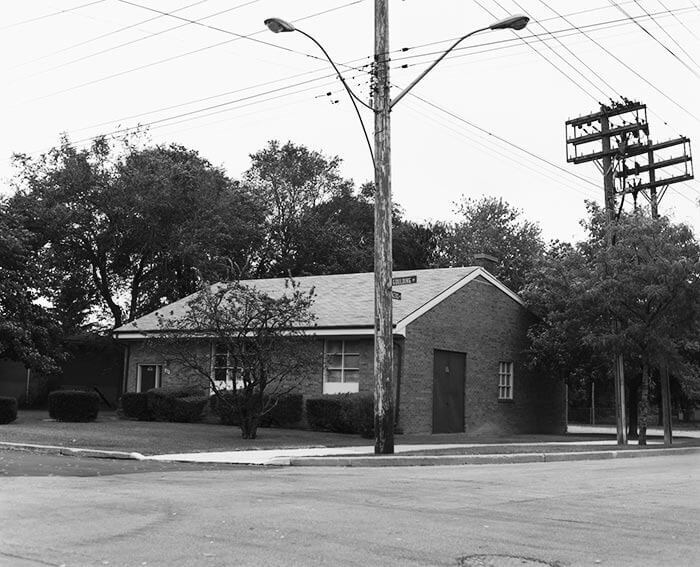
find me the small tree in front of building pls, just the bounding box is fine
[153,280,317,439]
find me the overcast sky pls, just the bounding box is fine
[1,0,699,242]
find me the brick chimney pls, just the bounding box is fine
[473,253,498,274]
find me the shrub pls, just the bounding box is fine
[147,386,208,423]
[0,397,18,424]
[48,390,100,422]
[212,392,304,428]
[261,393,304,427]
[120,392,151,420]
[306,394,374,435]
[211,392,240,426]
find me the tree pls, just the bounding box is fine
[243,140,354,277]
[153,280,318,439]
[0,199,64,373]
[523,204,700,442]
[10,136,265,329]
[437,196,545,291]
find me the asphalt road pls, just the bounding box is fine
[0,451,698,567]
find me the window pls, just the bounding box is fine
[324,340,360,394]
[137,364,162,392]
[212,344,245,391]
[498,361,514,400]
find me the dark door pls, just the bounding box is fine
[139,365,158,392]
[433,350,466,433]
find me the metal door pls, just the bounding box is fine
[432,349,466,433]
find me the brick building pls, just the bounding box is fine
[113,267,565,435]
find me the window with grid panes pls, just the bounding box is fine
[323,339,360,394]
[498,361,514,400]
[212,344,244,391]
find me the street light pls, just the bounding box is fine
[266,8,529,454]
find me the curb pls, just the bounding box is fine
[0,442,145,461]
[288,446,700,467]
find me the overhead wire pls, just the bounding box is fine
[510,0,622,100]
[19,0,262,80]
[389,4,698,66]
[0,0,108,31]
[474,0,602,103]
[8,0,211,71]
[399,98,600,199]
[632,0,700,70]
[608,0,700,79]
[655,0,699,39]
[18,0,369,105]
[535,1,700,124]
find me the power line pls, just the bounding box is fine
[0,0,108,31]
[407,92,601,190]
[608,0,700,80]
[475,0,601,103]
[537,1,700,124]
[400,98,600,199]
[19,0,368,105]
[511,0,622,100]
[656,0,700,39]
[18,1,262,82]
[8,0,211,71]
[632,0,700,71]
[391,1,694,57]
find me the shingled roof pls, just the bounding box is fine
[113,266,523,339]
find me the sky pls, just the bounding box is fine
[1,0,699,243]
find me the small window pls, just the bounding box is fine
[324,340,360,394]
[137,364,162,392]
[498,361,514,400]
[212,344,245,391]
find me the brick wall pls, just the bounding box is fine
[400,276,565,435]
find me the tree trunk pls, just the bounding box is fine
[638,363,651,446]
[627,373,640,440]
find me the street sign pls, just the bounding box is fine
[392,291,402,300]
[392,275,417,286]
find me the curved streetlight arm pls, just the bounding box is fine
[295,29,373,112]
[390,26,489,109]
[294,27,375,167]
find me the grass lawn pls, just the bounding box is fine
[2,410,697,456]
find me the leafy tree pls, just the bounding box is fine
[153,280,318,439]
[10,136,265,329]
[243,140,354,277]
[0,200,64,372]
[437,196,545,291]
[523,204,700,442]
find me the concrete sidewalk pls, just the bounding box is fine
[145,437,696,466]
[3,424,699,467]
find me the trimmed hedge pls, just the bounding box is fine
[261,393,304,427]
[306,393,374,437]
[146,386,208,423]
[48,390,100,422]
[120,392,151,420]
[211,392,303,428]
[0,396,18,424]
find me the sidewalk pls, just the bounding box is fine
[3,418,699,467]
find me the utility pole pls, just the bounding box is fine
[567,100,693,447]
[373,0,394,454]
[264,10,530,457]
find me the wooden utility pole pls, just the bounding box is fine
[568,100,693,447]
[601,112,628,445]
[373,0,394,454]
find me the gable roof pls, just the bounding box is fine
[113,266,524,339]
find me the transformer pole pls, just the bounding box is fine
[601,112,628,445]
[373,0,394,454]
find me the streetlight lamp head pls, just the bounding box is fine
[489,14,529,31]
[264,18,296,33]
